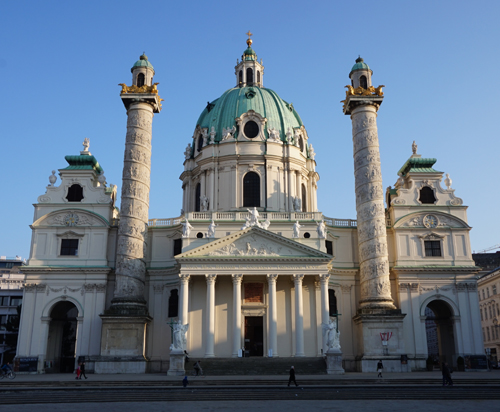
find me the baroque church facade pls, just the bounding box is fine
[17,38,484,374]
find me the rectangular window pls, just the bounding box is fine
[487,327,491,341]
[0,297,9,306]
[483,328,486,341]
[493,285,497,295]
[10,297,22,306]
[490,306,493,318]
[424,240,441,257]
[325,240,333,255]
[173,239,182,256]
[481,308,484,321]
[485,309,488,320]
[487,288,490,298]
[60,239,79,256]
[483,290,486,300]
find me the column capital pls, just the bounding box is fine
[292,274,304,285]
[231,274,243,284]
[179,274,190,283]
[319,274,330,284]
[205,274,217,284]
[267,274,278,283]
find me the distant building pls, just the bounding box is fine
[0,256,25,365]
[476,264,500,366]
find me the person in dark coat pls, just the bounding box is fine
[442,362,453,386]
[182,375,188,387]
[80,361,87,379]
[377,360,383,378]
[288,366,298,387]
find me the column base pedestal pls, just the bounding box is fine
[353,308,407,372]
[326,349,345,374]
[167,351,186,376]
[96,314,152,373]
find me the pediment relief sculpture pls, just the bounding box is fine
[35,210,108,227]
[395,212,468,229]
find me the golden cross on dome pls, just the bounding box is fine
[246,31,253,46]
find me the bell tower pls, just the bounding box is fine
[343,57,406,372]
[97,53,162,374]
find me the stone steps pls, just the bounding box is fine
[184,357,327,375]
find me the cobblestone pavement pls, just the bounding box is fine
[1,400,497,412]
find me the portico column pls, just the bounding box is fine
[293,274,305,357]
[319,274,330,354]
[179,275,190,324]
[232,274,243,357]
[267,274,279,357]
[205,274,217,357]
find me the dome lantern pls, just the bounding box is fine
[349,56,373,89]
[131,52,155,87]
[235,31,264,88]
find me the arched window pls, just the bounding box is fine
[419,186,436,204]
[239,70,243,85]
[328,289,338,316]
[137,73,145,87]
[195,183,201,212]
[360,75,367,89]
[66,184,83,202]
[197,135,203,152]
[257,71,261,84]
[299,137,304,152]
[243,172,260,207]
[246,68,253,85]
[168,289,179,318]
[301,184,307,212]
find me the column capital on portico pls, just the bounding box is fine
[231,274,243,284]
[267,274,278,283]
[319,274,330,284]
[292,274,304,285]
[205,274,217,284]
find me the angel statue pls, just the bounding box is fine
[292,221,303,238]
[82,137,90,152]
[207,220,217,238]
[316,220,326,239]
[170,320,189,352]
[181,218,194,238]
[322,318,341,351]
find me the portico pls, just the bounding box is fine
[175,226,332,358]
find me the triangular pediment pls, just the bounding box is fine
[176,227,331,260]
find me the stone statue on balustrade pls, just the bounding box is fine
[247,207,260,226]
[316,220,326,239]
[184,143,192,160]
[207,220,217,238]
[322,318,341,352]
[181,219,194,238]
[292,221,303,238]
[200,195,209,212]
[170,320,189,353]
[292,196,302,212]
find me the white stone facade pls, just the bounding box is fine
[17,49,484,374]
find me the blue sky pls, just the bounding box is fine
[1,0,499,259]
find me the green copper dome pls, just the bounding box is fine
[244,46,256,60]
[349,57,372,76]
[196,86,303,142]
[131,53,154,72]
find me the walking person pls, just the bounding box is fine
[442,362,453,386]
[75,363,81,380]
[182,375,188,387]
[80,361,88,379]
[377,360,383,378]
[288,366,298,387]
[193,360,203,376]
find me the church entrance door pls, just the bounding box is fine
[46,301,78,373]
[425,300,456,368]
[244,316,263,356]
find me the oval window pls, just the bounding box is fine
[244,121,259,138]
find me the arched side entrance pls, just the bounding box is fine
[425,299,456,368]
[46,301,79,373]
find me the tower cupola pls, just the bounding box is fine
[131,53,155,87]
[349,56,373,89]
[235,32,264,87]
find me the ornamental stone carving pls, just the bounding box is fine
[351,105,394,309]
[341,284,352,293]
[268,127,281,142]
